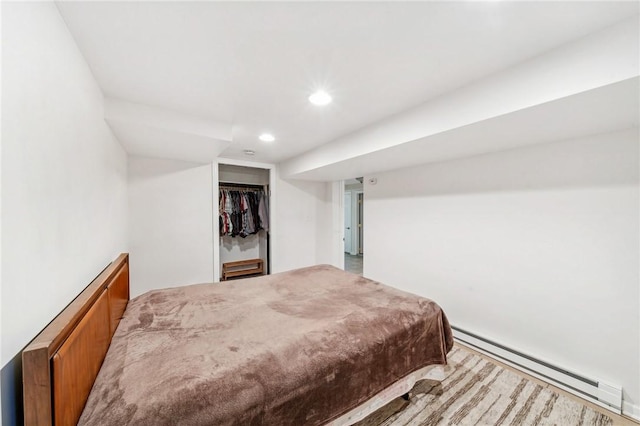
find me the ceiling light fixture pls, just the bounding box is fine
[259,133,275,142]
[309,90,332,106]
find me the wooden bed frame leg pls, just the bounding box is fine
[401,392,410,401]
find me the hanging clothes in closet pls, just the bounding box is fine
[219,187,269,238]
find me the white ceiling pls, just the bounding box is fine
[293,78,639,181]
[56,1,639,167]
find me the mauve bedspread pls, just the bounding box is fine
[79,265,453,426]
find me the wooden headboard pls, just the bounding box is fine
[22,253,130,426]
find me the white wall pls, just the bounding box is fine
[219,164,269,186]
[220,233,262,266]
[1,2,128,423]
[271,169,333,272]
[0,1,4,420]
[128,157,214,297]
[1,1,128,365]
[129,158,333,290]
[314,181,334,266]
[364,129,639,411]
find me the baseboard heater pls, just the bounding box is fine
[452,326,622,414]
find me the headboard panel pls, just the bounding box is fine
[52,290,111,425]
[22,253,130,426]
[107,262,129,337]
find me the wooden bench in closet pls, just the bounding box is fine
[222,258,264,281]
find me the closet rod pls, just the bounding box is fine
[219,182,266,191]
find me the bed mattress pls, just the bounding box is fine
[79,265,453,425]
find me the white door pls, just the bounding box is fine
[344,192,352,253]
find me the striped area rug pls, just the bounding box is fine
[357,345,613,426]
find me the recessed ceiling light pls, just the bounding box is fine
[309,90,332,106]
[259,133,275,142]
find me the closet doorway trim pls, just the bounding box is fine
[213,158,276,283]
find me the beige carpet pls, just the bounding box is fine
[357,346,613,426]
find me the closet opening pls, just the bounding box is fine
[344,177,363,275]
[217,163,271,281]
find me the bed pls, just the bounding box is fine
[23,253,453,425]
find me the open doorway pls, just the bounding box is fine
[344,178,363,275]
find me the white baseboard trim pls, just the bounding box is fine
[452,328,624,416]
[622,400,640,421]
